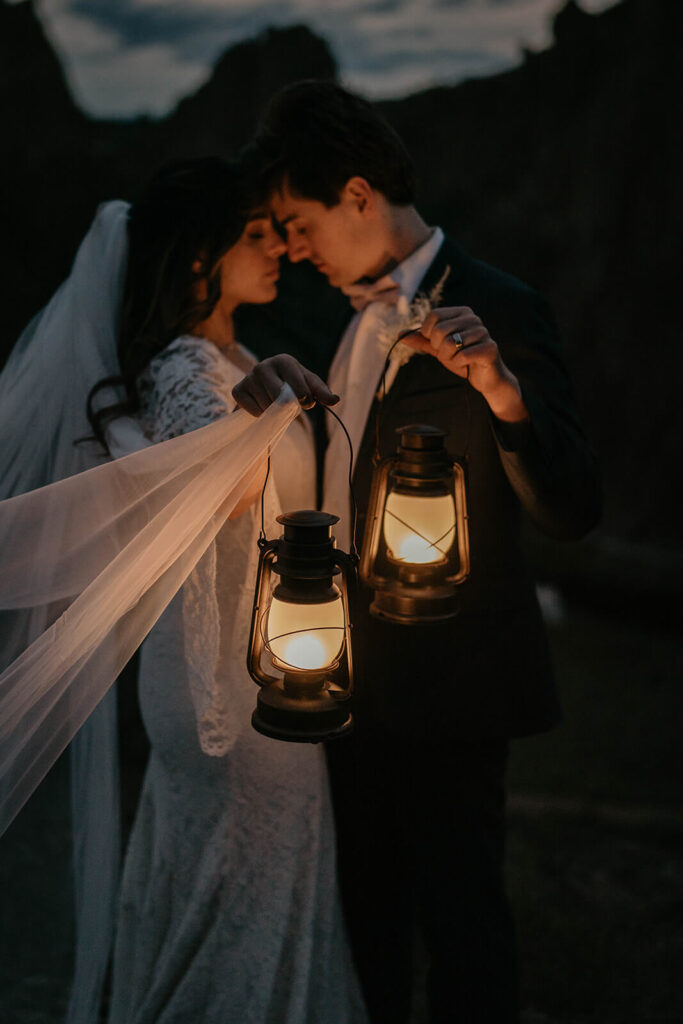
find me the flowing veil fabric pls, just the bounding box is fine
[0,202,300,1021]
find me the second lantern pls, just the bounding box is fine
[359,424,470,623]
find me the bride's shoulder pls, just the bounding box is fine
[141,335,231,389]
[153,335,255,375]
[153,334,224,372]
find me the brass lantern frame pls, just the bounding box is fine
[247,510,355,743]
[359,424,470,624]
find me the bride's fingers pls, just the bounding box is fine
[231,389,261,417]
[232,356,339,416]
[268,358,338,410]
[266,358,313,407]
[257,365,292,405]
[232,377,272,417]
[302,369,339,408]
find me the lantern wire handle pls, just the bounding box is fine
[374,333,405,463]
[256,409,359,563]
[324,406,359,563]
[258,454,272,543]
[374,330,472,463]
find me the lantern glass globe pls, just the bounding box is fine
[383,492,456,565]
[266,589,345,671]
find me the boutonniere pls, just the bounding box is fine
[376,266,451,398]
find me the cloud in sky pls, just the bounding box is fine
[29,0,618,118]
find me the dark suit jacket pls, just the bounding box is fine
[345,236,601,740]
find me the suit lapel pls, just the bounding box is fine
[386,236,468,403]
[412,236,466,305]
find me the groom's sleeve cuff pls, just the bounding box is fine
[490,415,531,453]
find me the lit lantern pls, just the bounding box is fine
[359,424,470,623]
[247,510,355,742]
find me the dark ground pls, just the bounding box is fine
[1,597,682,1024]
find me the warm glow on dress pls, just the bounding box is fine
[383,492,456,564]
[266,592,345,670]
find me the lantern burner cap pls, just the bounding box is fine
[277,510,339,528]
[273,509,341,580]
[396,424,448,451]
[392,424,452,485]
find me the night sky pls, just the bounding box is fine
[20,0,616,117]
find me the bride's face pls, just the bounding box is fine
[216,215,287,309]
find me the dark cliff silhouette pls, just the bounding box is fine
[380,0,682,558]
[1,0,681,590]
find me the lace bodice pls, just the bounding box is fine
[137,335,315,756]
[137,335,239,441]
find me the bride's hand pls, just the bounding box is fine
[232,354,339,417]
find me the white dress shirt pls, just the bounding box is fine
[323,226,445,549]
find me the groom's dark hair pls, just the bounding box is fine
[252,80,416,207]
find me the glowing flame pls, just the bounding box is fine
[266,592,345,671]
[396,534,439,564]
[280,633,328,671]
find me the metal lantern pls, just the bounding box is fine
[359,424,470,623]
[247,510,355,742]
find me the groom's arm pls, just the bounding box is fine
[401,293,601,541]
[232,354,339,417]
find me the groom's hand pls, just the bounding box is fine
[232,354,340,418]
[401,306,529,424]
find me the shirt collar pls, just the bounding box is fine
[388,226,444,302]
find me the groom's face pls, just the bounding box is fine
[270,181,385,288]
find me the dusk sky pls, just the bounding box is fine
[18,0,616,118]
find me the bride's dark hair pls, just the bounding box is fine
[87,156,259,448]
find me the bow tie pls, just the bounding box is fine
[341,274,401,312]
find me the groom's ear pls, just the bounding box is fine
[343,176,375,216]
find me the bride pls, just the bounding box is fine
[0,157,365,1023]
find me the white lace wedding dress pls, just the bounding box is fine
[108,336,365,1024]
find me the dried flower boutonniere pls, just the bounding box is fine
[376,266,451,399]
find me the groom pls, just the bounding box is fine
[235,81,601,1023]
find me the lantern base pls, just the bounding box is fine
[252,680,353,743]
[370,587,461,624]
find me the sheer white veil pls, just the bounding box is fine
[0,201,128,1024]
[0,202,299,1021]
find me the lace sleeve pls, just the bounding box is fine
[137,336,237,442]
[138,335,254,757]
